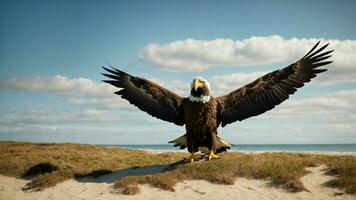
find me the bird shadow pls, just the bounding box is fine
[77,160,186,184]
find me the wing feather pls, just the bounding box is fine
[102,67,185,126]
[217,42,333,127]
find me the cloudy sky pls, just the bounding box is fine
[0,0,355,144]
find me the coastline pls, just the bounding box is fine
[101,144,356,156]
[117,148,356,156]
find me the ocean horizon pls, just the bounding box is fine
[99,144,356,155]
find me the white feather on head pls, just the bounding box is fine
[190,76,211,91]
[189,76,211,103]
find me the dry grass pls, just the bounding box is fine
[120,184,140,195]
[0,141,355,195]
[323,156,356,194]
[0,141,184,191]
[114,153,318,193]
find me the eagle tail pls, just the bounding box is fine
[168,134,187,149]
[168,134,232,153]
[215,137,233,153]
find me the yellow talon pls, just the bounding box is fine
[190,152,196,163]
[208,150,220,161]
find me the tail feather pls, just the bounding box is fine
[168,134,232,152]
[168,134,187,149]
[215,137,232,153]
[217,137,232,149]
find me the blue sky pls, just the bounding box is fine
[0,0,355,144]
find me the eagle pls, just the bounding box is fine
[102,42,333,162]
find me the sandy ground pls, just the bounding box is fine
[0,165,355,200]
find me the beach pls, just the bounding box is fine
[1,165,355,200]
[0,142,355,200]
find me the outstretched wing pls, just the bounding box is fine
[217,42,333,127]
[102,67,185,126]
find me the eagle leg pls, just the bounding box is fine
[208,150,220,161]
[190,151,197,163]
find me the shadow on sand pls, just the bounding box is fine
[77,160,186,184]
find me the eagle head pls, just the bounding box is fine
[190,76,211,98]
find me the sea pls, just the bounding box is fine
[100,144,356,155]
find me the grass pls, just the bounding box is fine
[0,141,355,195]
[114,153,317,193]
[0,141,184,191]
[323,156,356,194]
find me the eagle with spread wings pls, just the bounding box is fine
[102,42,333,162]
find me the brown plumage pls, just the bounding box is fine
[102,41,333,161]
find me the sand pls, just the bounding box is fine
[0,165,355,200]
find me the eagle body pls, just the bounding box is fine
[102,42,333,162]
[181,96,219,153]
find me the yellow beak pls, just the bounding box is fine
[194,79,203,91]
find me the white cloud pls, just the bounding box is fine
[65,97,130,109]
[0,75,130,108]
[210,72,267,96]
[259,89,356,120]
[0,75,115,97]
[310,67,356,85]
[149,78,190,97]
[141,36,355,71]
[140,35,356,85]
[0,108,111,125]
[0,107,160,128]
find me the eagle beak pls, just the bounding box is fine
[194,79,203,91]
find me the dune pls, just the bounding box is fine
[0,165,355,200]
